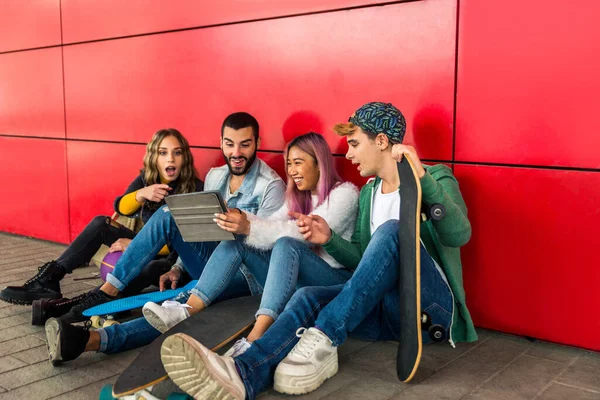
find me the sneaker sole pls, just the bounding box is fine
[273,352,339,395]
[142,307,170,334]
[161,333,243,400]
[45,318,62,366]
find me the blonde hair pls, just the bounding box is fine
[142,129,198,194]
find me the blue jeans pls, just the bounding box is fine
[106,205,221,290]
[193,237,352,320]
[234,220,454,399]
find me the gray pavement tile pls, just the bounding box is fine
[325,374,406,400]
[0,351,138,400]
[48,376,118,400]
[0,335,45,357]
[0,313,30,330]
[556,351,600,392]
[525,340,583,364]
[463,355,566,400]
[0,357,26,375]
[11,345,50,365]
[537,383,600,400]
[389,336,529,400]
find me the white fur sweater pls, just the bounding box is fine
[244,181,359,269]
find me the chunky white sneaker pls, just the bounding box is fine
[161,333,245,400]
[223,337,251,358]
[142,300,191,333]
[274,327,338,395]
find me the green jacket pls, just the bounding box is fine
[323,164,478,344]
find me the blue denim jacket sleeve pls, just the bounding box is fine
[256,179,287,219]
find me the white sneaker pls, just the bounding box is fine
[142,300,191,333]
[274,327,338,395]
[161,333,245,400]
[223,337,251,358]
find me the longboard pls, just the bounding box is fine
[82,280,198,317]
[396,156,423,383]
[112,295,260,397]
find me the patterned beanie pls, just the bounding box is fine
[348,102,406,143]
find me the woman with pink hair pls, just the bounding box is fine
[143,132,359,355]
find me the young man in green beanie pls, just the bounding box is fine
[158,102,476,400]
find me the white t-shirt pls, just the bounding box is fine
[370,180,400,235]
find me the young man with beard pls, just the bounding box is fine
[40,112,286,332]
[157,102,476,400]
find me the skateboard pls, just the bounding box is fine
[112,295,260,398]
[396,156,447,383]
[84,280,198,328]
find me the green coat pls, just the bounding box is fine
[323,164,478,344]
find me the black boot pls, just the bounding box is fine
[0,261,65,305]
[60,289,119,324]
[45,318,90,366]
[32,293,90,326]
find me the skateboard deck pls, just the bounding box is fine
[396,156,423,383]
[82,280,198,317]
[112,295,260,397]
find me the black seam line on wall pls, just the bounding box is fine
[59,0,73,242]
[451,0,460,170]
[453,160,600,173]
[0,0,417,54]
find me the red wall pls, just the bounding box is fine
[0,0,598,351]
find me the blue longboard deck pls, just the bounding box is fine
[83,280,198,317]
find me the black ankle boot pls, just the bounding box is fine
[0,261,66,305]
[32,293,89,326]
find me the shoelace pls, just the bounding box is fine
[78,291,105,309]
[161,300,192,309]
[231,337,249,353]
[55,292,89,307]
[23,262,55,286]
[290,327,322,359]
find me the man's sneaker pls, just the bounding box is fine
[143,300,191,333]
[161,333,245,400]
[60,289,117,324]
[31,292,95,326]
[0,261,65,305]
[45,317,90,366]
[273,327,338,395]
[223,337,251,358]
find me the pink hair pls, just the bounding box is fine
[284,132,343,216]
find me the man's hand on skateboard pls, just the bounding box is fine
[391,144,426,179]
[289,212,332,245]
[214,209,251,235]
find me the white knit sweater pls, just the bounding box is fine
[244,182,359,269]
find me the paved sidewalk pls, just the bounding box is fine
[0,232,598,400]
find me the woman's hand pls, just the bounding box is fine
[159,267,182,291]
[109,238,132,253]
[136,184,172,203]
[289,212,332,245]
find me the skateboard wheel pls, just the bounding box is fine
[421,312,432,330]
[103,320,120,327]
[428,204,445,220]
[90,316,102,329]
[428,324,447,342]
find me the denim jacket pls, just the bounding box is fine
[205,158,285,218]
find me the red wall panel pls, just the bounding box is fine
[455,164,600,351]
[63,0,456,161]
[0,0,61,53]
[0,48,65,138]
[61,0,399,44]
[456,0,600,169]
[0,137,69,243]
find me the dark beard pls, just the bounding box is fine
[223,151,257,176]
